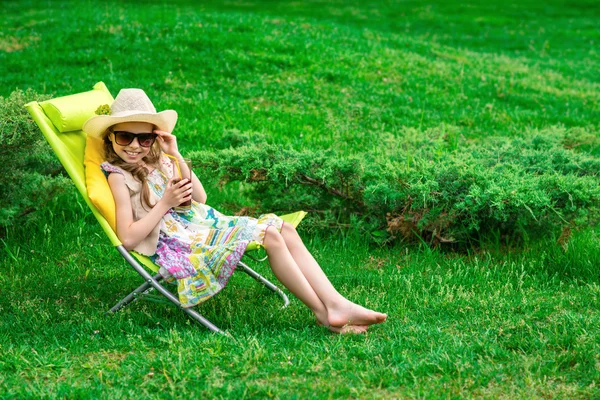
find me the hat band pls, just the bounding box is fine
[109,110,157,118]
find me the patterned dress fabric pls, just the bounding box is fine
[101,160,283,308]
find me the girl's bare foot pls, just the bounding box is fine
[327,301,387,328]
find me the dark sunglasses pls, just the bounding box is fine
[111,130,158,148]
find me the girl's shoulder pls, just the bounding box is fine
[100,161,124,176]
[100,161,141,191]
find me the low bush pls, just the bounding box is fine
[190,126,600,247]
[0,89,70,229]
[4,87,598,249]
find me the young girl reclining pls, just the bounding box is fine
[83,88,387,334]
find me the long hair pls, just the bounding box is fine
[103,127,162,210]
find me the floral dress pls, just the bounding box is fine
[101,160,283,308]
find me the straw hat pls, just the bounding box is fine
[83,88,178,138]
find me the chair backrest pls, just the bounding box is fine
[24,82,121,246]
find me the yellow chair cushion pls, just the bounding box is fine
[85,135,117,231]
[40,85,113,133]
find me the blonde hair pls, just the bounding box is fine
[103,127,162,210]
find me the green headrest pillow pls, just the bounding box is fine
[39,82,113,133]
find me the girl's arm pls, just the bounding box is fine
[108,172,191,251]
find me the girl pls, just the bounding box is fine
[83,88,387,334]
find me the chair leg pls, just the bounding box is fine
[113,246,226,335]
[237,261,290,308]
[108,273,163,313]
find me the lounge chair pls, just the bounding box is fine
[25,82,306,335]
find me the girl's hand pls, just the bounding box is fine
[155,129,180,157]
[160,177,193,209]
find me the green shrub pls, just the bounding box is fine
[189,126,600,247]
[2,87,597,249]
[0,89,70,228]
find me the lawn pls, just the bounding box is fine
[1,0,599,398]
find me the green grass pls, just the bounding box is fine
[2,193,599,398]
[1,0,598,153]
[1,0,600,398]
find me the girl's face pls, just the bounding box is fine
[108,121,155,164]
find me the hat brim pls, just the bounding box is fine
[82,110,178,138]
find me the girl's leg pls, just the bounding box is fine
[279,223,387,327]
[262,227,329,325]
[263,227,368,334]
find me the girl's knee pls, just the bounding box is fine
[264,226,285,249]
[281,222,303,248]
[281,222,296,235]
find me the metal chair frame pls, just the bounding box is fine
[108,246,289,335]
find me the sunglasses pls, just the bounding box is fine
[110,130,158,148]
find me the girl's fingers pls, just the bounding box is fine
[177,185,193,199]
[168,178,185,187]
[173,182,192,197]
[154,129,175,139]
[177,178,191,188]
[178,190,192,200]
